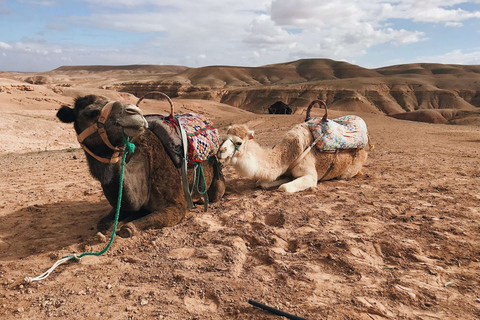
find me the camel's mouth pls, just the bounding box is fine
[122,124,147,138]
[217,139,237,163]
[119,115,149,137]
[217,155,232,164]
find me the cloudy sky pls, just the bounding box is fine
[0,0,480,72]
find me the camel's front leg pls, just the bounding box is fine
[117,203,186,238]
[278,174,317,193]
[97,208,131,234]
[256,177,292,189]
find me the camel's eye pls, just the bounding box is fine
[235,141,242,147]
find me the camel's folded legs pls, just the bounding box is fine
[117,203,187,237]
[97,208,130,234]
[278,174,318,193]
[256,177,292,189]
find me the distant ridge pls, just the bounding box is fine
[5,58,480,120]
[52,64,188,74]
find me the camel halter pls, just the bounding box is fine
[219,138,240,159]
[76,101,124,164]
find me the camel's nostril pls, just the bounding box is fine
[126,105,143,115]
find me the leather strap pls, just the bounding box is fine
[76,101,124,164]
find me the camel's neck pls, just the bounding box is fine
[231,140,288,181]
[86,150,121,185]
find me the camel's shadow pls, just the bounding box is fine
[224,175,257,196]
[0,200,110,261]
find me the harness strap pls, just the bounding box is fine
[287,131,326,172]
[229,139,239,156]
[97,102,121,151]
[319,149,339,181]
[80,143,122,164]
[195,163,209,212]
[76,101,124,164]
[77,123,99,144]
[179,124,195,209]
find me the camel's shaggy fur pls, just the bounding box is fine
[57,95,225,237]
[217,123,368,193]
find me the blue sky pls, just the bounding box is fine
[0,0,479,72]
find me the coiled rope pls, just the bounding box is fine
[24,130,135,283]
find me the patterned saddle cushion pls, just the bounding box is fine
[176,113,220,163]
[145,113,219,166]
[306,115,368,151]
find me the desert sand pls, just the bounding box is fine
[0,74,480,320]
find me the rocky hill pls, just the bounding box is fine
[2,59,480,124]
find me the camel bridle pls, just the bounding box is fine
[76,101,125,164]
[220,138,241,158]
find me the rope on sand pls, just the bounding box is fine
[24,131,135,283]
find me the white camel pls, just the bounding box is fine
[217,101,370,193]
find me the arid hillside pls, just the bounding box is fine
[2,59,480,124]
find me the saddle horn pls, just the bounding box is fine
[305,100,328,122]
[136,91,175,117]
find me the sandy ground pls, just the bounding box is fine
[1,82,480,320]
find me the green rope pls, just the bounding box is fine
[24,130,135,283]
[70,129,135,259]
[194,162,209,212]
[195,163,208,195]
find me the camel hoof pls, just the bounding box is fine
[118,224,136,238]
[255,180,265,189]
[278,184,296,193]
[255,180,273,189]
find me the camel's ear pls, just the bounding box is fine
[56,105,76,123]
[247,130,255,140]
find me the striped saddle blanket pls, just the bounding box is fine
[306,115,368,152]
[145,113,220,166]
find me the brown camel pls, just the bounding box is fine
[57,95,225,237]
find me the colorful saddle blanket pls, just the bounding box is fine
[306,115,368,152]
[145,113,220,167]
[176,113,220,164]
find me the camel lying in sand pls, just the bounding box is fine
[217,105,369,193]
[57,95,225,237]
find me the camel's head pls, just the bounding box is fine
[217,124,254,164]
[56,95,148,162]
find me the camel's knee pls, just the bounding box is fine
[97,209,127,234]
[208,175,226,202]
[278,175,317,193]
[207,159,226,202]
[117,205,186,236]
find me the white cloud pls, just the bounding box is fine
[2,1,480,71]
[244,14,292,46]
[73,13,168,33]
[241,0,480,65]
[445,21,464,27]
[18,0,58,6]
[0,41,12,50]
[416,49,480,65]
